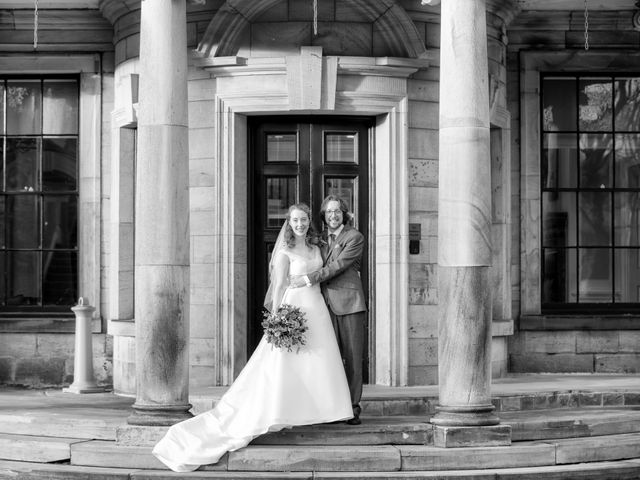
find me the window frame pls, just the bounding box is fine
[539,72,640,314]
[519,50,640,330]
[1,74,80,314]
[0,54,102,332]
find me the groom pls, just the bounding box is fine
[290,195,367,425]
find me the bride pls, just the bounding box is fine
[152,203,353,472]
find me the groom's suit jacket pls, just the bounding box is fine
[306,224,367,316]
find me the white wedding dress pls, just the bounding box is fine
[152,246,353,472]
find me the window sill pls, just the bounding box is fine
[0,314,76,333]
[521,314,640,330]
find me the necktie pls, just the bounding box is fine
[329,233,335,248]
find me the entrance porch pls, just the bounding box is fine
[1,374,639,479]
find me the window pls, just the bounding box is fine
[0,76,79,313]
[541,74,640,311]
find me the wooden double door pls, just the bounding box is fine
[249,116,372,376]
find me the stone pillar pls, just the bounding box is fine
[128,0,191,426]
[431,0,510,446]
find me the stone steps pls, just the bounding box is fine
[0,411,123,440]
[67,431,640,472]
[2,458,640,480]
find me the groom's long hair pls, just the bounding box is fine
[319,195,350,227]
[284,203,319,248]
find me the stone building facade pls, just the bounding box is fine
[0,0,638,407]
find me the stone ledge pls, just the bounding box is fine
[432,424,512,448]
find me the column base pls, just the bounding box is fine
[432,424,512,448]
[430,404,500,426]
[63,384,105,394]
[127,402,194,426]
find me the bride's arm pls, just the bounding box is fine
[270,252,290,311]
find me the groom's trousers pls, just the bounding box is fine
[330,310,365,414]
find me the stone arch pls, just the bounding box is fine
[197,0,428,59]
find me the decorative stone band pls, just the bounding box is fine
[128,402,194,427]
[430,404,500,427]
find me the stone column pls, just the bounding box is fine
[128,0,191,426]
[431,0,510,446]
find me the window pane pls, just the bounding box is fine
[325,177,357,225]
[0,253,4,304]
[266,177,296,227]
[7,251,40,306]
[542,77,577,131]
[6,138,39,192]
[614,77,640,131]
[614,249,640,302]
[266,134,297,163]
[615,134,640,188]
[543,133,577,188]
[43,138,77,191]
[543,192,577,247]
[542,248,576,303]
[6,80,41,135]
[614,192,640,246]
[578,248,612,303]
[43,250,77,306]
[6,195,39,248]
[579,78,612,131]
[579,192,611,246]
[0,196,4,248]
[580,134,612,188]
[325,133,357,164]
[44,195,77,249]
[43,80,78,135]
[0,82,4,134]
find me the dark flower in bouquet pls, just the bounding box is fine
[262,303,308,352]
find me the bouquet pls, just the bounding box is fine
[262,304,308,353]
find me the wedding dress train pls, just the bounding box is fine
[152,247,353,472]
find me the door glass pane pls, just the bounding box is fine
[614,77,640,131]
[542,133,577,188]
[614,192,640,246]
[7,251,40,306]
[266,177,297,227]
[325,177,357,225]
[578,248,612,303]
[6,138,39,192]
[615,249,640,302]
[325,133,357,164]
[43,250,77,305]
[580,134,612,188]
[43,138,77,191]
[615,134,640,188]
[579,77,612,131]
[7,80,41,135]
[267,134,297,163]
[542,77,577,131]
[44,195,77,249]
[542,247,576,303]
[6,195,39,248]
[543,192,577,247]
[43,80,78,135]
[579,192,611,246]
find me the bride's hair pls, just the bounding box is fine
[284,203,319,248]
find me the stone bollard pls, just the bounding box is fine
[63,297,105,394]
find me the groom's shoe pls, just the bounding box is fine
[345,415,361,425]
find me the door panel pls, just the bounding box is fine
[249,116,371,379]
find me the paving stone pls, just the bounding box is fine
[399,442,555,471]
[0,433,82,462]
[227,445,401,472]
[0,460,134,479]
[432,424,511,448]
[554,432,640,464]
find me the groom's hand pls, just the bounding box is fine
[289,275,307,288]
